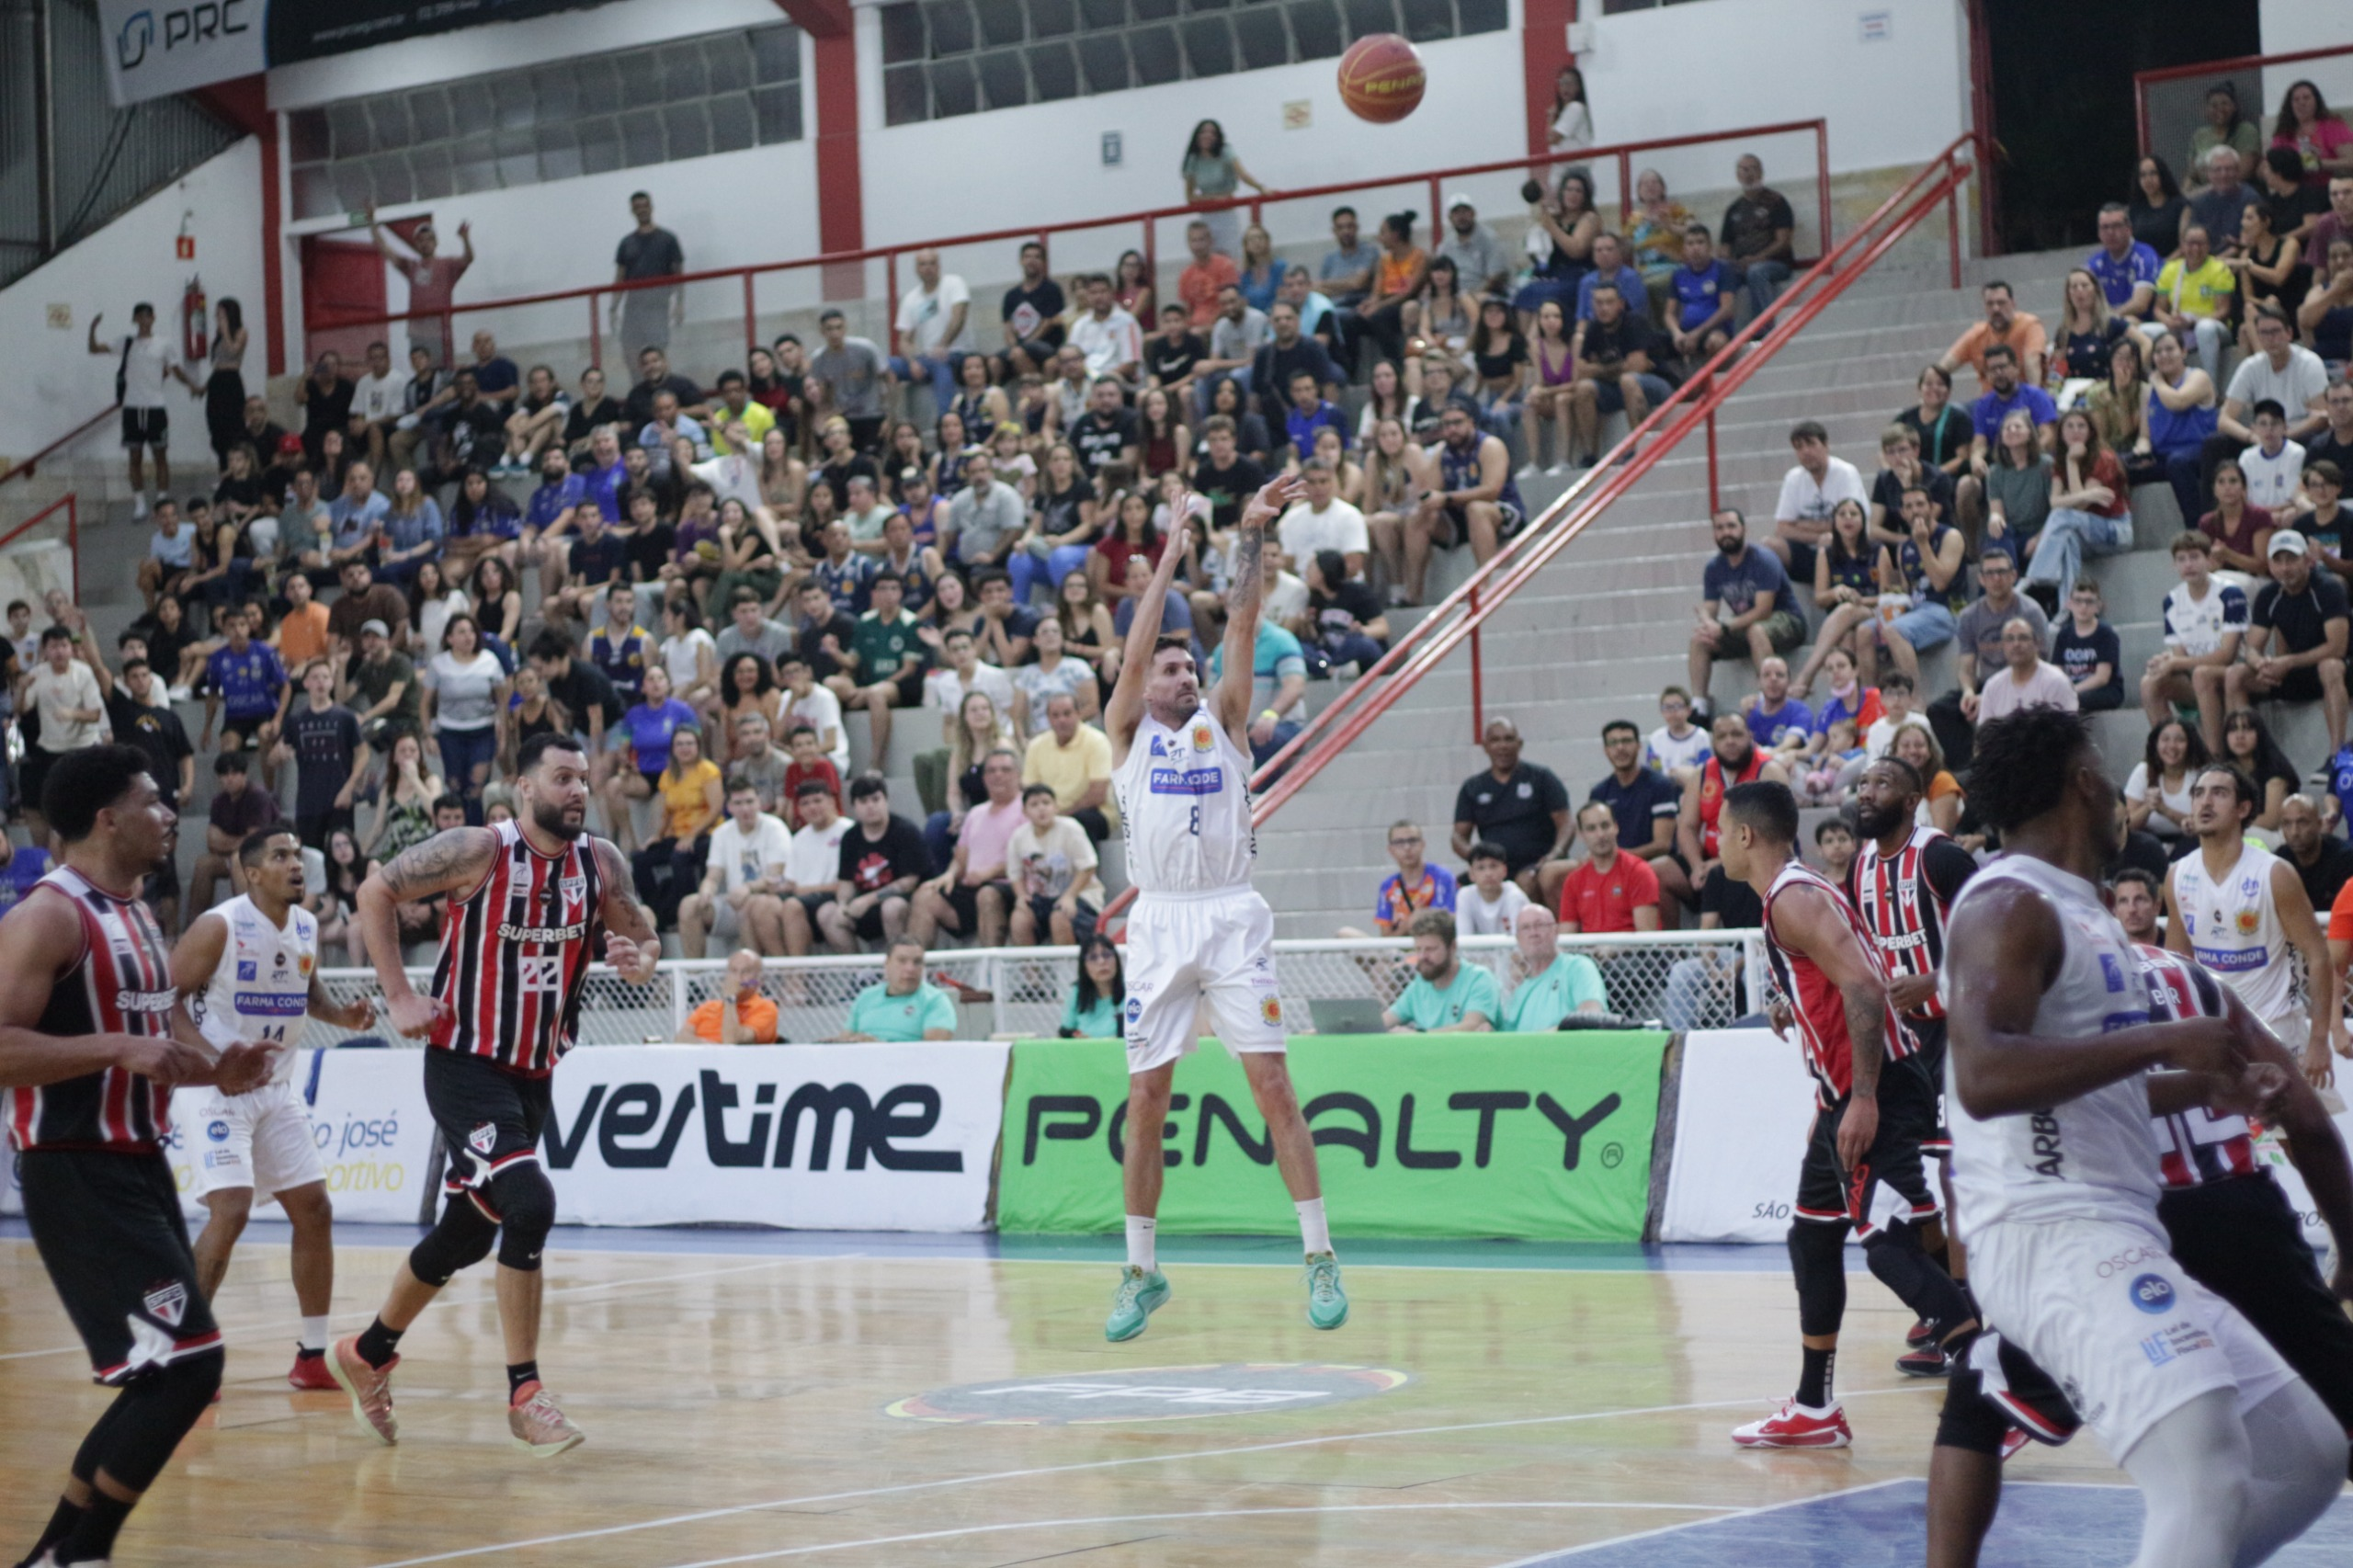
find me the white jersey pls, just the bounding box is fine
[1114,711,1256,896]
[191,895,318,1087]
[1941,855,2165,1232]
[2169,841,2295,1022]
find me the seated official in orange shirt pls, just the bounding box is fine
[1556,801,1663,933]
[678,948,781,1043]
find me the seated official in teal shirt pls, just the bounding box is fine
[1500,903,1608,1031]
[835,936,958,1041]
[1381,909,1500,1032]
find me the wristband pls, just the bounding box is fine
[1259,709,1279,724]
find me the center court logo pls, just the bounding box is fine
[887,1363,1409,1425]
[2129,1273,2175,1314]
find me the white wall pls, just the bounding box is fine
[1578,0,1969,174]
[266,0,790,110]
[857,23,1529,253]
[0,139,266,460]
[2258,0,2351,56]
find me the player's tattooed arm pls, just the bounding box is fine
[592,838,662,984]
[358,827,498,1036]
[0,895,215,1089]
[1214,473,1305,738]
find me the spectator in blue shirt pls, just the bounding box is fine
[1574,233,1650,324]
[1666,225,1738,368]
[325,460,389,567]
[1688,508,1806,711]
[2087,202,2161,320]
[1336,818,1458,938]
[1208,618,1308,766]
[376,467,445,584]
[1281,370,1347,464]
[1966,344,2058,473]
[201,604,290,755]
[577,425,629,523]
[1112,551,1202,664]
[1741,655,1813,755]
[463,329,520,407]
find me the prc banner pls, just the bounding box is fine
[539,1043,1009,1232]
[1658,1028,1822,1244]
[98,0,618,107]
[998,1032,1667,1240]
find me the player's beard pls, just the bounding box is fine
[1854,798,1906,841]
[531,796,587,841]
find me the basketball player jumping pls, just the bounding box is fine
[2163,763,2338,1087]
[1942,708,2346,1567]
[1719,779,1975,1449]
[327,733,661,1457]
[174,827,377,1391]
[1,746,272,1568]
[1926,937,2353,1567]
[1099,476,1347,1342]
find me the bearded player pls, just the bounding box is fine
[326,733,661,1457]
[174,827,378,1391]
[1099,475,1347,1342]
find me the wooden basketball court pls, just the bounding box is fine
[4,1223,2349,1565]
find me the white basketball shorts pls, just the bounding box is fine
[1969,1212,2297,1460]
[185,1079,327,1199]
[1122,887,1288,1074]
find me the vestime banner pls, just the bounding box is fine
[97,0,620,107]
[996,1032,1669,1240]
[538,1043,1008,1231]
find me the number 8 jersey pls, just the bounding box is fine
[1113,712,1258,895]
[192,893,319,1085]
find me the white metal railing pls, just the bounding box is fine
[309,932,1768,1046]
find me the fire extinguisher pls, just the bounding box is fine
[182,276,208,364]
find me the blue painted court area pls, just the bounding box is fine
[1506,1480,2353,1566]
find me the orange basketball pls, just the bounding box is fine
[1337,33,1426,124]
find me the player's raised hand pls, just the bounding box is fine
[383,992,447,1039]
[1238,474,1304,533]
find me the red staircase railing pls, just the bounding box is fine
[301,119,1831,365]
[0,404,119,498]
[1248,135,1979,828]
[0,494,83,600]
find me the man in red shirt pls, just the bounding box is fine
[1557,802,1662,933]
[1177,221,1242,329]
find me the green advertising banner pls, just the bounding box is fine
[997,1032,1668,1240]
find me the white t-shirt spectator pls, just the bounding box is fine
[1265,570,1308,629]
[2125,761,2193,835]
[786,816,850,890]
[1862,710,1934,759]
[784,682,848,775]
[423,648,503,732]
[2225,347,2329,423]
[2238,440,2308,513]
[351,368,412,423]
[1277,500,1370,567]
[1008,816,1102,907]
[1973,659,2079,721]
[1456,881,1530,937]
[2161,577,2250,656]
[28,660,103,753]
[925,664,1017,729]
[1069,309,1143,379]
[1776,458,1869,526]
[895,274,972,355]
[148,525,194,569]
[707,812,792,894]
[1646,723,1711,775]
[120,335,172,411]
[662,627,716,694]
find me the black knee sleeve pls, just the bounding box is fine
[70,1390,141,1485]
[1789,1221,1848,1338]
[99,1354,222,1492]
[487,1160,556,1272]
[1935,1365,2008,1456]
[1863,1219,1972,1330]
[409,1191,500,1287]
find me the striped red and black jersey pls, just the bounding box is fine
[1695,748,1767,860]
[4,867,180,1153]
[1764,858,1917,1106]
[1847,825,1978,1021]
[428,821,608,1076]
[2133,943,2259,1188]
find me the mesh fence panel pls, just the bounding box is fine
[308,932,1765,1048]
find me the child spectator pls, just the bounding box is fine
[1645,685,1710,774]
[1798,718,1864,805]
[2052,579,2126,710]
[781,722,842,829]
[1456,841,1531,937]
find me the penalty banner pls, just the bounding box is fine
[996,1031,1668,1240]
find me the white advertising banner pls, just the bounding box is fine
[540,1043,1010,1232]
[2254,1109,2353,1246]
[1660,1028,1833,1244]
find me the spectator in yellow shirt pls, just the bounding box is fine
[1020,690,1119,843]
[2152,224,2237,372]
[679,949,781,1042]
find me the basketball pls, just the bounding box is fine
[1337,33,1426,123]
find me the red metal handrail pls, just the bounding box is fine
[0,404,120,494]
[302,119,1832,364]
[0,494,82,601]
[2134,43,2353,163]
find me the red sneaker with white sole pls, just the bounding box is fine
[1999,1426,2031,1461]
[288,1347,339,1391]
[1730,1400,1852,1449]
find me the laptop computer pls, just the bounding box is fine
[1307,996,1390,1035]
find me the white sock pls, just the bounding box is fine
[1296,1198,1331,1256]
[301,1316,331,1353]
[1124,1215,1156,1271]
